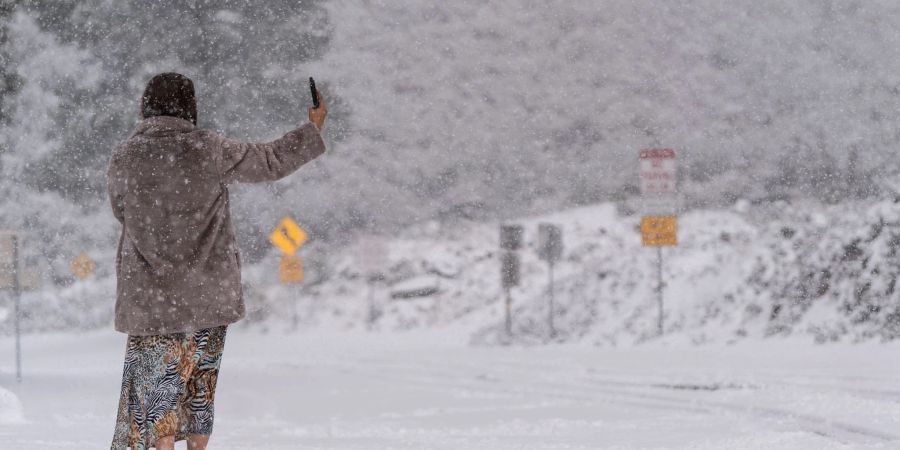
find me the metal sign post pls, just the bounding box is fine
[278,254,304,328]
[641,216,678,335]
[0,233,22,382]
[501,251,520,336]
[639,149,678,336]
[656,246,663,336]
[500,225,523,337]
[270,217,309,329]
[71,252,96,310]
[538,223,563,339]
[548,262,555,336]
[1,233,42,382]
[365,280,377,330]
[10,235,22,383]
[360,237,388,330]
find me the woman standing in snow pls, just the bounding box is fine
[107,73,327,450]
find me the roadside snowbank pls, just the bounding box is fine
[0,385,25,425]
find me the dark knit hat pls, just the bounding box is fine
[141,73,197,125]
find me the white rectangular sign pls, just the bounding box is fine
[639,148,677,195]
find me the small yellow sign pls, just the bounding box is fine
[71,252,96,280]
[279,254,304,284]
[641,216,678,247]
[269,217,308,255]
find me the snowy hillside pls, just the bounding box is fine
[6,197,900,345]
[230,198,900,345]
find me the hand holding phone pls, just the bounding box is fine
[308,77,327,130]
[309,77,320,109]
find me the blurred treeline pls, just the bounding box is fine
[2,0,900,275]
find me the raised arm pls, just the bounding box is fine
[216,87,328,184]
[215,123,326,184]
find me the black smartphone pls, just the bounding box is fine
[309,77,320,108]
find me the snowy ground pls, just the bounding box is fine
[1,329,899,449]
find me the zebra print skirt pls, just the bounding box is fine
[110,326,227,450]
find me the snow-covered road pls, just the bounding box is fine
[1,329,899,449]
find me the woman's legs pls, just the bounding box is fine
[184,327,225,450]
[153,433,208,449]
[155,435,175,450]
[187,434,210,450]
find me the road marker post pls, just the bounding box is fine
[639,149,679,336]
[270,217,308,329]
[360,237,388,330]
[0,233,22,382]
[500,225,523,337]
[538,223,563,339]
[70,252,96,307]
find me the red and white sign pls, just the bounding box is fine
[639,148,677,195]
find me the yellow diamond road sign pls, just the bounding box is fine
[270,217,308,255]
[71,252,96,280]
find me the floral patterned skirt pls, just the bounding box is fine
[110,326,227,450]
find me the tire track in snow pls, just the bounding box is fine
[466,357,900,445]
[487,359,900,445]
[317,355,900,446]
